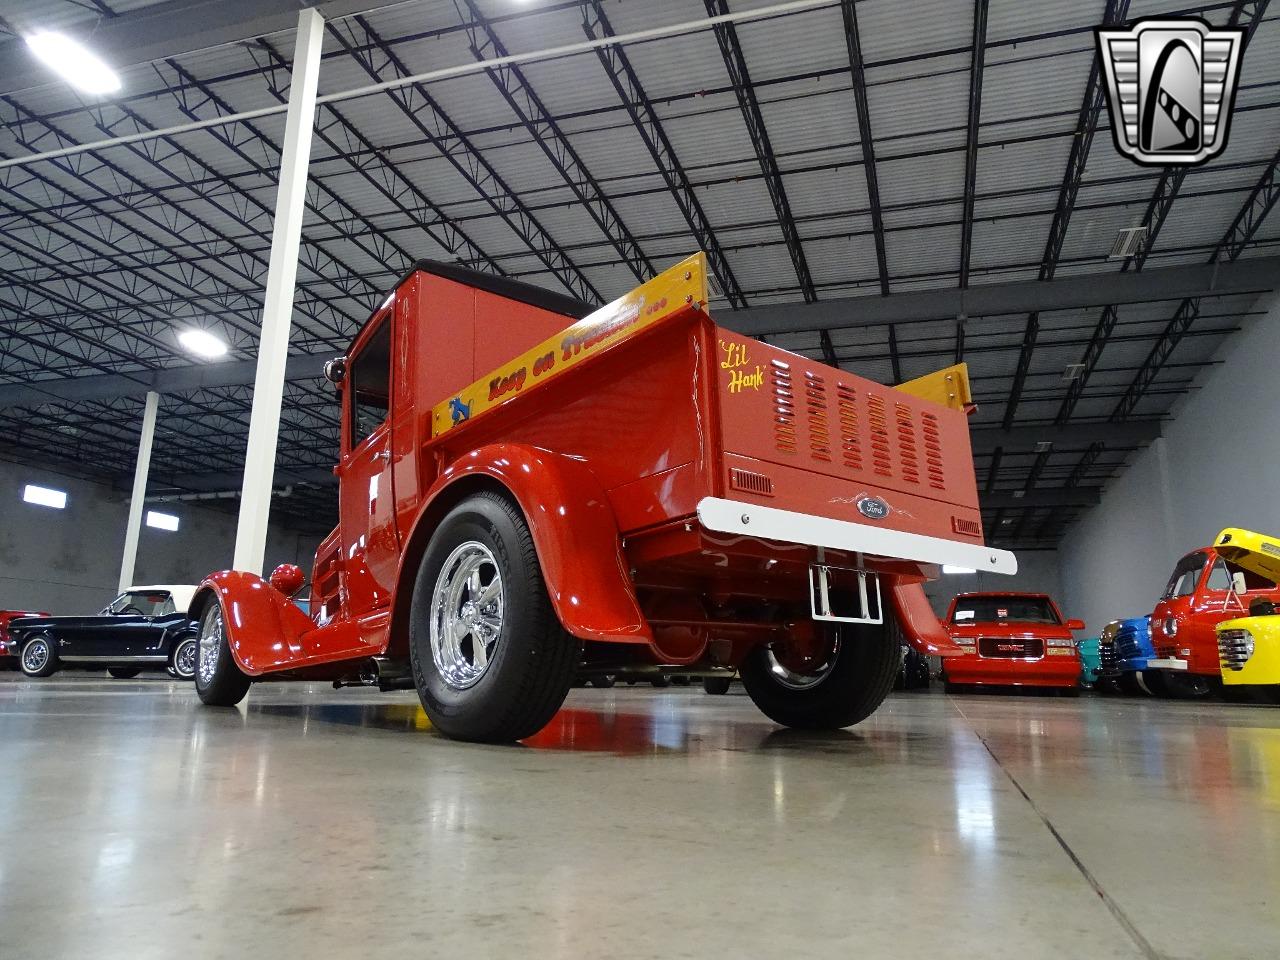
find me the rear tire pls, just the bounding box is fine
[19,634,58,678]
[702,676,732,695]
[409,491,577,743]
[588,676,615,689]
[169,633,198,680]
[194,602,252,707]
[108,667,141,679]
[740,621,898,729]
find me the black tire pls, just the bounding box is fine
[944,680,969,695]
[1120,673,1147,696]
[194,602,252,707]
[650,676,671,688]
[588,676,616,689]
[108,667,141,679]
[702,676,732,695]
[19,634,58,678]
[1137,670,1168,697]
[168,632,198,680]
[740,621,898,730]
[409,491,577,743]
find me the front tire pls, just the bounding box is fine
[740,621,898,729]
[409,492,577,743]
[19,634,58,678]
[108,667,141,679]
[194,603,251,706]
[703,676,732,695]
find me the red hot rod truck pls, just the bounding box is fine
[191,254,1016,742]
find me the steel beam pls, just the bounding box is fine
[840,0,888,296]
[455,0,653,286]
[982,488,1101,509]
[704,0,815,302]
[958,0,989,288]
[582,0,745,308]
[719,257,1278,335]
[969,420,1160,454]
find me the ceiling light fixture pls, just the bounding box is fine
[24,31,122,95]
[178,329,228,359]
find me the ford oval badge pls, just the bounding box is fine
[858,496,890,520]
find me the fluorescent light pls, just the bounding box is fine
[942,565,976,575]
[24,32,122,95]
[146,510,180,532]
[178,329,228,358]
[23,484,67,509]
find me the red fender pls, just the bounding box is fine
[190,571,315,676]
[890,580,963,657]
[395,443,651,646]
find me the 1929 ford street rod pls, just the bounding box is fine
[191,254,1016,742]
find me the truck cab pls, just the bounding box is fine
[1147,546,1280,697]
[189,254,1015,742]
[1210,528,1280,704]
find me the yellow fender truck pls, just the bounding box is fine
[1212,527,1280,704]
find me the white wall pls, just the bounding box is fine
[923,548,1065,618]
[0,458,323,614]
[1059,291,1280,631]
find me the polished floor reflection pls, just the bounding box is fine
[2,674,1279,959]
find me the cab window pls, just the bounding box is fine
[1206,558,1273,593]
[349,317,392,449]
[1163,552,1208,599]
[1206,560,1232,592]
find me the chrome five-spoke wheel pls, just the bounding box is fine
[173,636,198,680]
[22,637,50,674]
[429,540,504,690]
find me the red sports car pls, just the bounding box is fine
[942,592,1085,694]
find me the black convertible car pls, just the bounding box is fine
[6,585,199,680]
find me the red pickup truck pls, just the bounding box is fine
[1147,547,1280,697]
[942,592,1085,693]
[190,254,1015,742]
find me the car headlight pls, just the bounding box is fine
[1163,617,1178,637]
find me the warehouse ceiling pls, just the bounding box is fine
[0,0,1277,543]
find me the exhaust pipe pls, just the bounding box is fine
[332,656,415,691]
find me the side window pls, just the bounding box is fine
[1172,570,1199,597]
[349,317,392,449]
[159,596,177,616]
[1206,560,1232,592]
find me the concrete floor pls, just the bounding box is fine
[2,675,1278,960]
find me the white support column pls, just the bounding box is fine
[119,391,160,593]
[233,8,325,574]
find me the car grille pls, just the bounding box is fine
[1099,638,1119,674]
[978,637,1044,659]
[1218,629,1251,671]
[1115,625,1146,660]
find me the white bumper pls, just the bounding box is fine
[695,497,1017,575]
[1145,657,1189,671]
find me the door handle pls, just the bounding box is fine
[374,450,391,462]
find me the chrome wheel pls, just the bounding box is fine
[22,637,50,674]
[197,607,223,687]
[429,540,504,690]
[765,633,842,691]
[173,636,198,680]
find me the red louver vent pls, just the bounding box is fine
[922,411,945,489]
[770,360,797,455]
[866,394,892,477]
[895,401,920,484]
[952,516,982,537]
[804,371,831,462]
[836,383,862,471]
[730,467,774,497]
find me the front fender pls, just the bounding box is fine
[394,443,650,646]
[890,580,964,657]
[190,571,314,676]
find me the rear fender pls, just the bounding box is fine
[890,580,964,657]
[390,443,650,652]
[189,571,314,676]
